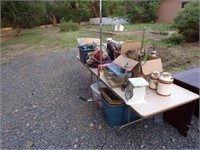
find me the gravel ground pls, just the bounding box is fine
[1,49,199,150]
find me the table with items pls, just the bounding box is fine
[76,38,199,137]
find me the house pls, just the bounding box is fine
[156,0,192,23]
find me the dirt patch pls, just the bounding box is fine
[0,35,15,42]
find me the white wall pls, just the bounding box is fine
[90,17,129,25]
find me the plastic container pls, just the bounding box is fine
[78,45,94,64]
[106,64,132,79]
[102,98,139,126]
[90,82,106,107]
[99,87,124,104]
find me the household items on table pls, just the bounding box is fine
[77,37,175,97]
[106,38,123,60]
[102,63,132,88]
[125,77,149,104]
[149,71,160,90]
[77,37,122,67]
[77,43,199,135]
[77,38,100,64]
[157,72,174,96]
[149,71,175,96]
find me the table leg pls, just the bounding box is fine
[90,72,93,83]
[119,106,143,131]
[163,101,196,137]
[194,100,199,117]
[119,118,144,131]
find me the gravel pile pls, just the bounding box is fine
[1,49,199,149]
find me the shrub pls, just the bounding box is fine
[173,1,199,42]
[164,34,185,45]
[125,1,161,23]
[59,19,79,32]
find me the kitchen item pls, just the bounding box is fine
[157,72,174,96]
[149,71,160,90]
[125,77,149,104]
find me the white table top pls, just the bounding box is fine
[79,59,199,118]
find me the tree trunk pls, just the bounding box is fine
[49,14,58,27]
[16,26,21,36]
[89,0,100,18]
[75,1,81,24]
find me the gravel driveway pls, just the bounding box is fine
[1,49,199,150]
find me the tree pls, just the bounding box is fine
[102,0,126,18]
[1,1,46,36]
[173,1,199,42]
[89,0,100,18]
[44,0,60,26]
[125,0,161,23]
[79,1,92,22]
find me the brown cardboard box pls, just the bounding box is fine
[77,38,100,46]
[113,55,163,78]
[113,41,163,78]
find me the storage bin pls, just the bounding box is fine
[99,87,124,104]
[102,99,126,126]
[78,45,94,64]
[101,95,139,126]
[90,82,106,107]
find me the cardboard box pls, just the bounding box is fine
[113,41,163,77]
[77,38,100,46]
[113,55,163,78]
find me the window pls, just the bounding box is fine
[182,2,189,8]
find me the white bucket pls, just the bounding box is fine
[90,82,106,107]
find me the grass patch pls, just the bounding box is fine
[87,23,173,32]
[1,24,199,72]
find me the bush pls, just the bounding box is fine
[164,34,185,45]
[59,19,79,32]
[125,1,161,23]
[173,1,199,42]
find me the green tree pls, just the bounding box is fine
[1,1,46,36]
[173,1,199,42]
[44,0,62,26]
[125,0,160,23]
[102,0,126,17]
